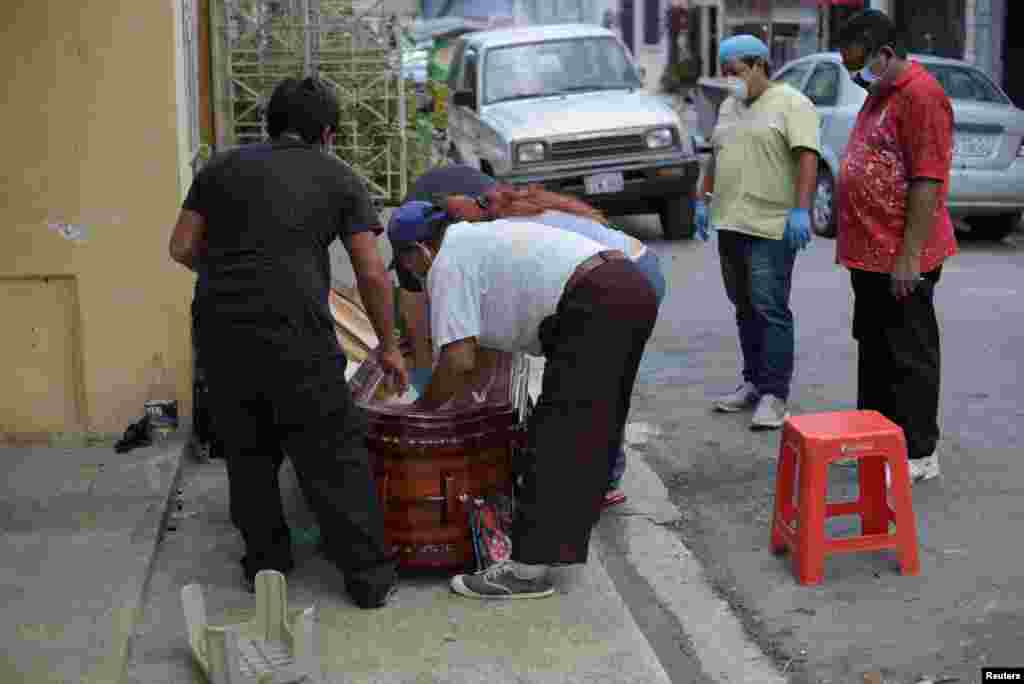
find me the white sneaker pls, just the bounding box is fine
[714,382,759,413]
[885,452,941,488]
[909,453,941,482]
[751,394,789,430]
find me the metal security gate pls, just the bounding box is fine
[211,0,430,203]
[182,0,210,178]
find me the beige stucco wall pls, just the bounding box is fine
[0,2,195,436]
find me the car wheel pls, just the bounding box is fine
[964,212,1021,241]
[660,196,696,240]
[811,166,837,238]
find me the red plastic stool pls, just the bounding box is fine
[770,410,920,585]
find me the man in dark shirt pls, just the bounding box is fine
[169,77,408,608]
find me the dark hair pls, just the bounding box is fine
[739,55,773,77]
[265,76,341,144]
[837,9,908,59]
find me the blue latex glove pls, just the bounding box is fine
[694,199,711,241]
[409,367,432,395]
[785,208,812,251]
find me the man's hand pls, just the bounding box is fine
[891,249,922,300]
[694,199,711,241]
[896,179,941,300]
[378,347,410,395]
[784,208,813,251]
[417,338,477,410]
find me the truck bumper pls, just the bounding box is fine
[498,158,701,215]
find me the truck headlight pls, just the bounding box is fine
[645,128,674,149]
[516,142,546,164]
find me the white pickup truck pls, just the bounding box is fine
[445,23,701,239]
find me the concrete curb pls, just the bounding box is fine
[116,437,190,684]
[600,423,787,684]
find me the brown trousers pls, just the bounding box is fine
[512,259,658,565]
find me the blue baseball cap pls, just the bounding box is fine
[387,200,450,269]
[718,35,770,65]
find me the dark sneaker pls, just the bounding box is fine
[346,577,397,609]
[450,561,555,600]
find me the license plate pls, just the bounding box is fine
[584,172,624,195]
[954,133,997,158]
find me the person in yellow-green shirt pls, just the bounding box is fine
[694,35,821,429]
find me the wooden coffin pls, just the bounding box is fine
[348,347,530,571]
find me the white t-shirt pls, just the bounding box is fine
[427,219,605,358]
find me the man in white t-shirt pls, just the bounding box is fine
[387,200,658,600]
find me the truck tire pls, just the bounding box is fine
[965,212,1021,241]
[661,195,695,240]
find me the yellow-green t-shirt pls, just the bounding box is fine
[710,83,821,240]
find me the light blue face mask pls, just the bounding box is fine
[859,65,880,84]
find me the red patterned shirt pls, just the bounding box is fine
[837,62,958,274]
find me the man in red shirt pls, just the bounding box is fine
[836,10,958,483]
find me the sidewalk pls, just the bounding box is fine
[0,437,183,684]
[0,357,673,684]
[126,453,672,684]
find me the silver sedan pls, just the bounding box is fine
[773,52,1024,241]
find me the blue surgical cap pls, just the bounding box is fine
[718,35,770,65]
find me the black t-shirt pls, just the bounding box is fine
[395,165,495,292]
[185,138,381,360]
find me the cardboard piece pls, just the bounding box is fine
[328,288,378,364]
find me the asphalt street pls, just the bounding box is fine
[606,214,1024,684]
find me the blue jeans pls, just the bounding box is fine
[717,230,797,401]
[608,249,666,489]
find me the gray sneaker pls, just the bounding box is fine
[909,452,941,482]
[714,382,760,413]
[450,561,555,600]
[751,394,789,430]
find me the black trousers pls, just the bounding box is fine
[851,267,943,461]
[513,259,658,565]
[197,327,395,589]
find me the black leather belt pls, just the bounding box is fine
[564,250,627,295]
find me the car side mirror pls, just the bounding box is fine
[453,89,476,109]
[637,66,647,83]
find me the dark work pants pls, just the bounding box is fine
[197,330,395,590]
[513,259,658,565]
[851,267,943,461]
[718,230,798,401]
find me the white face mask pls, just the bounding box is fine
[726,77,749,102]
[859,51,891,88]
